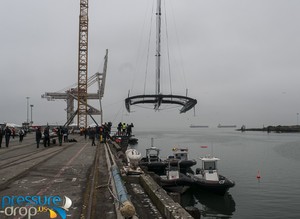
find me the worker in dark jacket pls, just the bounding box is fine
[0,127,3,148]
[57,126,63,146]
[4,126,12,147]
[36,128,42,148]
[89,128,96,146]
[43,127,50,147]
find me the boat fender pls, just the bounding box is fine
[219,180,225,184]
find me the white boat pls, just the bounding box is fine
[124,149,143,175]
[158,161,192,194]
[140,144,196,175]
[165,147,197,174]
[187,155,235,195]
[139,146,168,175]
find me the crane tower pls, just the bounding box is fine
[42,1,108,128]
[77,0,89,128]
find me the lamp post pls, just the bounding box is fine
[30,104,34,125]
[26,97,30,124]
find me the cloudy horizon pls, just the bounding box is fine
[1,0,300,129]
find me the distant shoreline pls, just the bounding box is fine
[237,125,300,133]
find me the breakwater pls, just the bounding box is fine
[238,125,300,133]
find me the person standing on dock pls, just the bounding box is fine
[122,123,126,135]
[117,122,122,136]
[57,126,63,146]
[90,127,96,146]
[126,123,134,136]
[84,128,88,140]
[4,126,11,147]
[96,126,100,143]
[63,127,69,142]
[18,129,25,143]
[12,128,15,139]
[43,126,50,147]
[98,126,102,143]
[36,128,42,148]
[0,126,3,148]
[102,123,110,143]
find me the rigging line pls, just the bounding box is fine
[111,102,125,125]
[169,0,188,90]
[143,1,155,95]
[131,0,153,93]
[56,72,96,93]
[121,101,125,122]
[56,81,78,93]
[163,0,173,95]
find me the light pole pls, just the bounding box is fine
[30,104,34,125]
[26,97,30,124]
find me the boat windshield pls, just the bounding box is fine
[203,161,216,170]
[174,153,188,160]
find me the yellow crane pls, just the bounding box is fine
[42,0,108,128]
[77,0,89,128]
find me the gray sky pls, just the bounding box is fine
[1,0,300,129]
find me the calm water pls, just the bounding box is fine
[131,128,300,219]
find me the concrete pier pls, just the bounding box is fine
[140,174,193,219]
[0,132,193,219]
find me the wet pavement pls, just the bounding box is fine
[0,133,96,218]
[0,133,166,219]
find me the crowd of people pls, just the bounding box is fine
[0,125,69,148]
[117,122,134,136]
[80,122,112,146]
[0,126,27,148]
[0,121,134,148]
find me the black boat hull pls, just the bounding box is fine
[139,159,196,175]
[157,173,193,194]
[188,174,235,196]
[139,161,167,175]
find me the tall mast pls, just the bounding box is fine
[124,0,197,113]
[155,0,162,95]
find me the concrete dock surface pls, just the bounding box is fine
[0,133,193,219]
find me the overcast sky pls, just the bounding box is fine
[1,0,300,129]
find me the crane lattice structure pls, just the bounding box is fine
[42,50,108,126]
[77,0,89,128]
[43,1,108,127]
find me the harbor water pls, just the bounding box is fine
[132,128,300,219]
